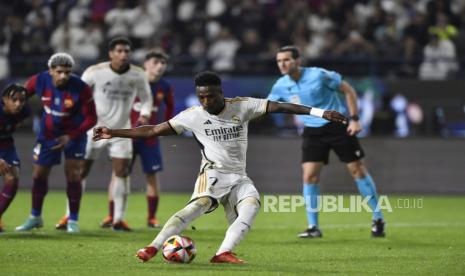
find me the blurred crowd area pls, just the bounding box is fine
[1,0,465,80]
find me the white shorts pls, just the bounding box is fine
[189,169,260,224]
[85,129,132,160]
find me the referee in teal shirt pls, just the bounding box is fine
[268,46,385,238]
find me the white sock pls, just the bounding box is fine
[66,179,86,217]
[149,197,211,249]
[65,200,69,217]
[112,176,130,222]
[216,198,260,255]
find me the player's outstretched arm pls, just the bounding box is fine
[93,122,176,141]
[267,101,348,125]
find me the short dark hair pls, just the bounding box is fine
[2,83,27,98]
[278,45,300,59]
[194,71,222,87]
[145,50,169,62]
[108,36,132,50]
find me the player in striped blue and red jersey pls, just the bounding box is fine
[129,50,174,228]
[16,53,97,233]
[0,84,30,232]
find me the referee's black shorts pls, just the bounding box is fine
[301,122,365,164]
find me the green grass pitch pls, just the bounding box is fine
[1,192,464,275]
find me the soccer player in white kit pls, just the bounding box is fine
[56,37,153,231]
[93,71,347,263]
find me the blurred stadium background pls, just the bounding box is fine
[1,0,464,194]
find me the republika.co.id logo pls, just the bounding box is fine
[262,195,423,213]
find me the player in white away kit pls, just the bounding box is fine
[56,37,152,231]
[93,71,347,263]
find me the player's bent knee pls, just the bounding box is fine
[234,197,260,230]
[239,197,260,207]
[238,197,261,216]
[172,197,213,225]
[179,197,212,215]
[192,196,213,208]
[4,174,19,185]
[347,163,367,179]
[303,174,320,184]
[65,170,81,182]
[114,170,129,178]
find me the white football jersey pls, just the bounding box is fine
[81,62,152,129]
[169,97,268,175]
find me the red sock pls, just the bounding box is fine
[32,177,48,216]
[0,180,18,217]
[147,196,159,220]
[67,181,82,221]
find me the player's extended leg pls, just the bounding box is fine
[111,158,131,231]
[146,173,160,228]
[298,161,324,238]
[0,167,19,232]
[16,164,51,231]
[211,197,260,264]
[347,160,385,237]
[63,159,83,233]
[136,197,213,262]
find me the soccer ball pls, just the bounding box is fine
[162,235,196,263]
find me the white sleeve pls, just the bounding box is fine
[137,74,153,118]
[81,67,94,87]
[169,109,194,134]
[242,97,269,122]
